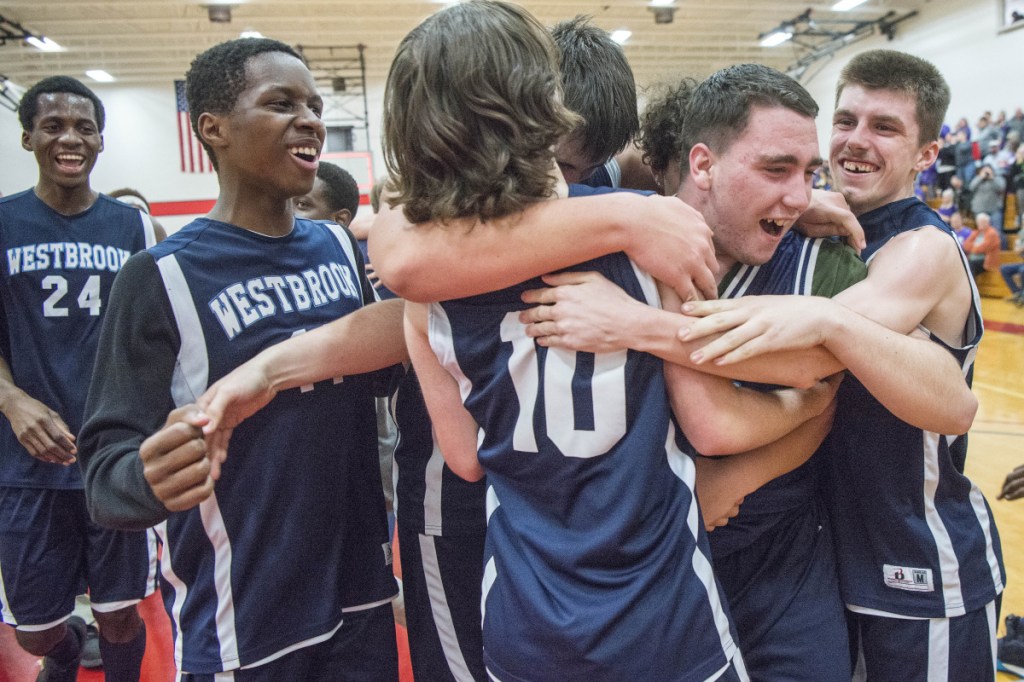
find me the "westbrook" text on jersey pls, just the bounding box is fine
[7,242,131,275]
[209,261,360,340]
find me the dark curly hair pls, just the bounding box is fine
[638,78,698,181]
[837,50,950,144]
[316,162,360,218]
[383,0,581,224]
[185,38,303,170]
[551,16,638,166]
[18,76,105,132]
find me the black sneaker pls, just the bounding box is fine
[80,624,102,669]
[999,614,1024,677]
[36,616,86,682]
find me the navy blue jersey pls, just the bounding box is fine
[708,233,866,557]
[0,190,156,489]
[392,367,487,537]
[824,198,1004,618]
[143,217,395,672]
[429,245,738,681]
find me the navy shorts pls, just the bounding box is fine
[398,521,486,682]
[713,504,850,681]
[848,596,1000,681]
[179,603,398,681]
[0,486,158,629]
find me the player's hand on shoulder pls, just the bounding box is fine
[140,405,213,512]
[2,393,77,464]
[624,194,718,302]
[520,271,637,353]
[794,189,866,252]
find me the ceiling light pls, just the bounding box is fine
[207,5,233,23]
[610,30,632,44]
[239,29,263,38]
[832,0,869,10]
[650,0,676,6]
[760,29,793,47]
[26,36,64,52]
[85,70,115,83]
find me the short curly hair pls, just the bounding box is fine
[316,162,360,218]
[638,78,698,179]
[18,76,105,132]
[185,38,303,170]
[383,0,580,224]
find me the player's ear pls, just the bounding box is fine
[689,143,714,191]
[912,139,940,173]
[98,134,104,154]
[331,208,352,227]
[197,112,228,152]
[21,129,33,152]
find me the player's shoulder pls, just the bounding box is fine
[0,189,34,207]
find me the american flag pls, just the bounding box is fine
[175,80,213,173]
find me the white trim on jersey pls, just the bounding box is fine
[322,222,375,302]
[139,211,158,249]
[628,259,660,307]
[157,255,210,405]
[420,534,478,682]
[240,619,344,670]
[793,237,822,295]
[156,521,190,670]
[199,491,240,667]
[721,262,759,298]
[927,616,951,678]
[922,430,965,616]
[480,555,497,630]
[969,483,1007,596]
[604,158,622,189]
[423,442,445,536]
[429,304,475,404]
[0,556,15,626]
[662,423,742,676]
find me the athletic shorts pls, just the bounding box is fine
[178,603,398,681]
[848,596,1000,682]
[712,504,849,681]
[397,521,486,682]
[0,486,158,629]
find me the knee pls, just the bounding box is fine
[93,605,142,643]
[15,624,66,657]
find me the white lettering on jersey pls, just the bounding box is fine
[6,242,130,275]
[208,261,359,340]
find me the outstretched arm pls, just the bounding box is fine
[519,270,840,388]
[198,299,407,470]
[368,192,718,303]
[404,302,483,482]
[681,228,978,434]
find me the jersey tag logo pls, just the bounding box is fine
[382,542,393,566]
[883,564,934,592]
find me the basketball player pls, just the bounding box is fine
[0,76,162,682]
[680,50,1005,680]
[512,66,864,680]
[78,39,405,678]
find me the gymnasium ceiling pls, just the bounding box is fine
[0,0,928,92]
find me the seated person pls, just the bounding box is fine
[963,211,1002,276]
[1001,231,1024,305]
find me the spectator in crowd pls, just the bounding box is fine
[950,210,972,246]
[937,188,957,221]
[1001,231,1024,306]
[963,212,1002,276]
[1007,107,1024,140]
[935,126,958,192]
[953,129,977,185]
[970,162,1007,244]
[977,113,1001,151]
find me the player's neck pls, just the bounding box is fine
[207,185,295,237]
[34,181,98,217]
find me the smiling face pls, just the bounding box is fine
[21,92,103,193]
[211,51,326,202]
[830,85,938,216]
[686,105,821,272]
